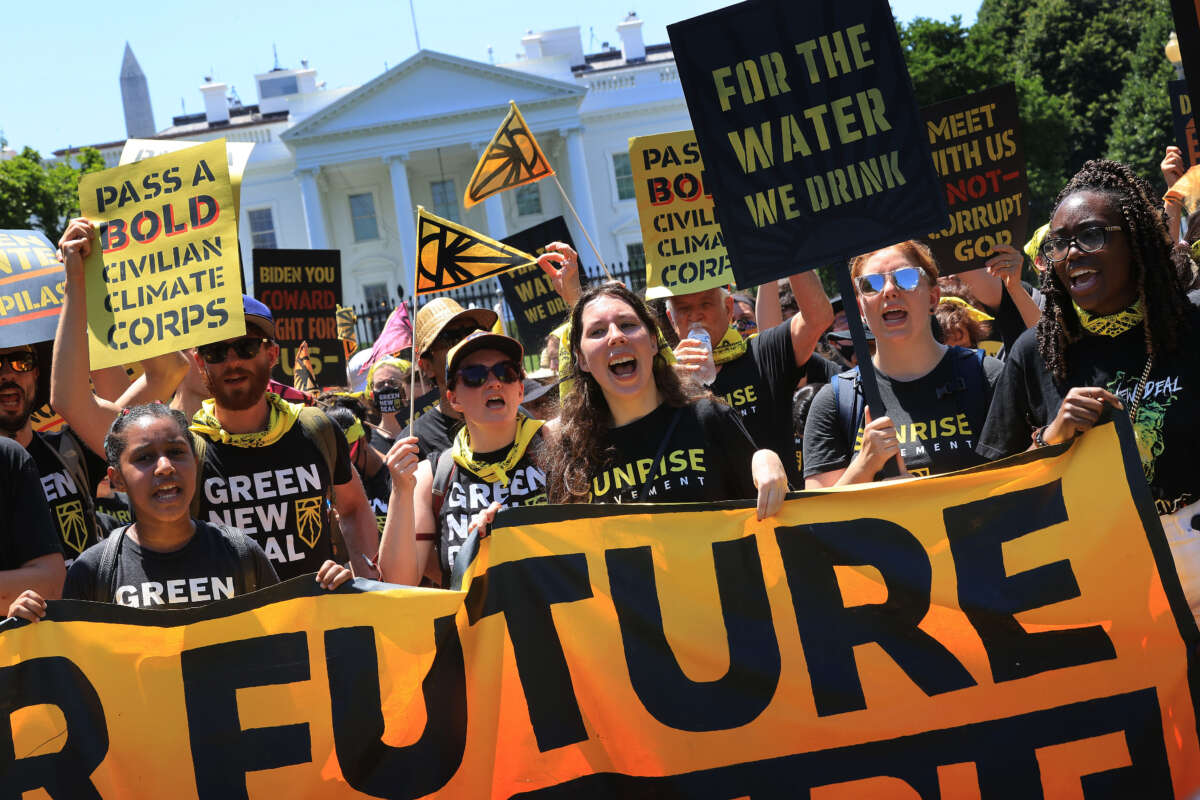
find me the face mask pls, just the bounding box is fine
[375,389,405,414]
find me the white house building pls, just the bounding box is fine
[58,15,692,308]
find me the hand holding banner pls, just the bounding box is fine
[78,139,243,369]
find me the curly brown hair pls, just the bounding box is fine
[543,282,702,503]
[1038,160,1194,380]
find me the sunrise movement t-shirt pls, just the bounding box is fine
[803,347,1003,481]
[27,430,103,567]
[63,521,278,609]
[588,398,758,505]
[710,322,805,487]
[361,464,392,536]
[978,312,1200,515]
[429,435,546,587]
[192,423,352,580]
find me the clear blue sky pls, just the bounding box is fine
[3,0,979,155]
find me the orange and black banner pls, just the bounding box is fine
[464,101,554,209]
[415,206,537,295]
[2,418,1198,797]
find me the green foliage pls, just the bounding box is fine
[0,147,105,241]
[897,0,1177,224]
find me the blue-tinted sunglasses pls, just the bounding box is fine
[855,266,927,295]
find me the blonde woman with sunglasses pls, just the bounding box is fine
[803,240,1003,486]
[377,331,546,587]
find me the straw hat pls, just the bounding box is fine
[414,298,497,359]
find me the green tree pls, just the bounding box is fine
[0,147,105,241]
[1104,0,1175,187]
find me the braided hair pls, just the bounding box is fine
[103,403,195,468]
[1038,159,1194,380]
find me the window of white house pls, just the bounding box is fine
[431,179,460,222]
[515,184,542,216]
[363,282,390,308]
[612,153,635,201]
[626,242,645,269]
[247,208,277,249]
[349,193,380,242]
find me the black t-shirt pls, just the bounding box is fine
[27,431,103,567]
[431,434,546,586]
[63,521,279,608]
[95,492,134,529]
[804,348,1003,481]
[192,423,352,580]
[590,399,758,504]
[361,464,392,535]
[710,323,806,486]
[983,283,1044,359]
[978,312,1200,515]
[401,406,462,461]
[0,436,61,570]
[368,426,395,455]
[804,353,843,385]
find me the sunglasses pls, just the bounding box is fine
[733,318,757,333]
[0,352,36,373]
[1039,225,1122,265]
[197,337,272,364]
[855,266,927,295]
[455,361,521,388]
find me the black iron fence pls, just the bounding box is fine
[349,258,647,349]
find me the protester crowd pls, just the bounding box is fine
[3,151,1200,634]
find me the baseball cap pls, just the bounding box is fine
[445,331,523,385]
[243,295,276,338]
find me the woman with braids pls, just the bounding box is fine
[978,159,1200,616]
[7,404,351,619]
[539,283,787,519]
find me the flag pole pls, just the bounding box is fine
[409,218,420,432]
[552,175,612,281]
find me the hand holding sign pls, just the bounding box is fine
[1163,145,1187,189]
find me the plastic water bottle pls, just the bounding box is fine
[689,322,717,385]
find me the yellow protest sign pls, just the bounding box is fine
[121,138,255,220]
[2,419,1197,797]
[630,130,732,298]
[78,139,243,369]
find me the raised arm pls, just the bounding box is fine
[378,437,425,586]
[786,271,834,367]
[985,244,1042,330]
[51,219,117,456]
[755,281,783,331]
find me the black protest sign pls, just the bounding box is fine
[0,230,64,348]
[668,0,947,287]
[1170,80,1200,167]
[252,249,345,386]
[920,84,1029,275]
[1172,0,1200,138]
[497,217,574,351]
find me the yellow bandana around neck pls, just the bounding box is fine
[1074,298,1145,338]
[711,325,748,366]
[190,391,304,448]
[451,413,544,486]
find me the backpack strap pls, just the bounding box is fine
[189,431,209,520]
[430,449,458,520]
[832,367,864,455]
[96,525,129,601]
[946,346,988,436]
[210,522,260,595]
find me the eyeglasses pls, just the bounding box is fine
[855,266,927,295]
[0,352,36,373]
[1039,225,1122,264]
[733,317,757,333]
[196,337,272,364]
[430,325,479,353]
[373,380,403,394]
[455,361,521,388]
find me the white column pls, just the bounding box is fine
[385,153,418,299]
[295,167,329,250]
[561,127,602,263]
